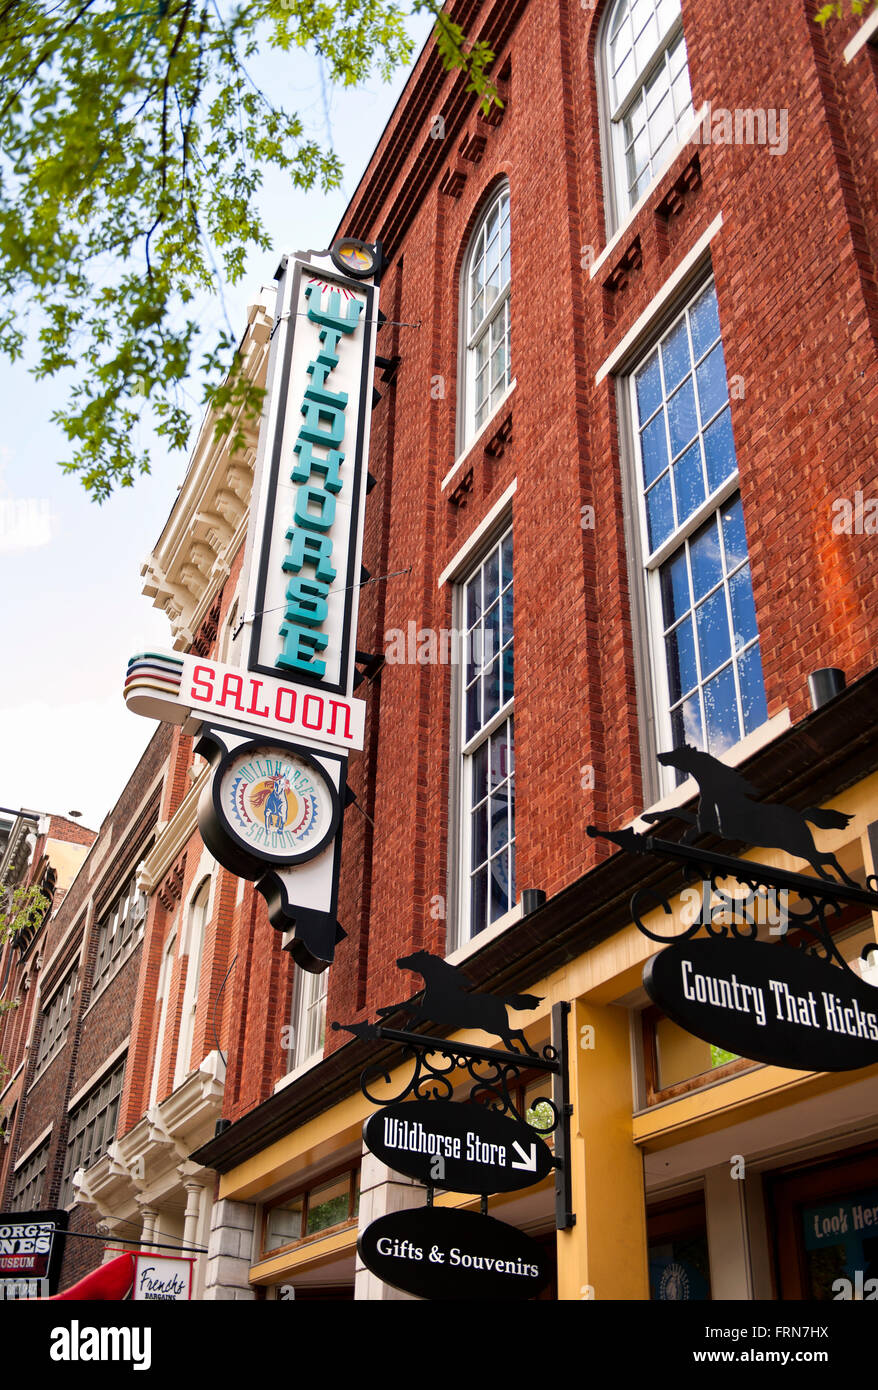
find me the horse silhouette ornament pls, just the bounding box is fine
[334,951,542,1056]
[638,745,858,887]
[393,952,542,1054]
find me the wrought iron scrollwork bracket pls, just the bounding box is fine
[333,1009,575,1231]
[588,826,878,980]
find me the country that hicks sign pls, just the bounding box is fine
[645,937,878,1072]
[364,1100,554,1195]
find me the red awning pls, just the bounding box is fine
[49,1252,135,1300]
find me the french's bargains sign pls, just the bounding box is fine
[645,937,878,1071]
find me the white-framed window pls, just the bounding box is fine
[61,1057,126,1205]
[9,1138,49,1212]
[461,185,511,448]
[174,877,211,1087]
[34,967,76,1076]
[601,0,693,225]
[455,526,516,944]
[287,967,327,1072]
[92,868,147,999]
[149,931,177,1107]
[628,279,767,789]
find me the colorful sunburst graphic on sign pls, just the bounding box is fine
[307,275,357,300]
[227,757,320,854]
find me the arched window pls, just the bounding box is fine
[175,877,211,1087]
[601,0,693,225]
[460,185,511,448]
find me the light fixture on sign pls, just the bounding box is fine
[330,236,379,280]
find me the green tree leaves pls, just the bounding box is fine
[0,1,497,501]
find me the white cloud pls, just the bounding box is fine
[0,497,53,553]
[0,696,155,830]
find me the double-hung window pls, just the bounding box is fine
[93,869,147,997]
[629,280,767,785]
[287,966,327,1072]
[458,527,516,942]
[602,0,693,224]
[61,1057,126,1205]
[462,186,511,447]
[35,968,76,1075]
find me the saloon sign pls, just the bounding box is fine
[123,241,380,971]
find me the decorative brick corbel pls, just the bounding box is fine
[603,236,643,295]
[485,412,513,459]
[448,468,475,507]
[439,166,468,199]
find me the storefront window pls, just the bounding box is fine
[647,1193,711,1300]
[802,1188,878,1299]
[642,1005,754,1103]
[263,1167,360,1256]
[770,1146,878,1300]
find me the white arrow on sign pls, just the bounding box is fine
[510,1141,537,1172]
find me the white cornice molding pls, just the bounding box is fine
[139,766,210,892]
[141,291,274,646]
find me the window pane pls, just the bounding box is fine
[266,1197,304,1251]
[471,741,488,805]
[695,342,728,424]
[307,1175,350,1235]
[666,618,697,701]
[672,440,705,525]
[470,866,488,936]
[721,494,748,568]
[689,517,723,600]
[689,283,721,358]
[501,530,513,585]
[729,566,758,650]
[667,377,697,457]
[702,664,739,754]
[472,806,488,869]
[696,589,732,676]
[660,550,690,625]
[646,473,674,550]
[635,351,663,421]
[739,643,768,733]
[640,412,669,487]
[703,408,737,493]
[484,656,501,723]
[671,693,703,750]
[661,318,690,392]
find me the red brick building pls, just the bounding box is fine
[4,0,877,1302]
[189,0,878,1301]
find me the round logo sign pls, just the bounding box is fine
[330,235,377,279]
[216,744,339,867]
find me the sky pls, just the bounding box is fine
[0,10,434,832]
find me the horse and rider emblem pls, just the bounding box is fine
[251,771,293,832]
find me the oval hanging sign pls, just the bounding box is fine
[644,937,878,1072]
[363,1100,554,1195]
[358,1207,551,1301]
